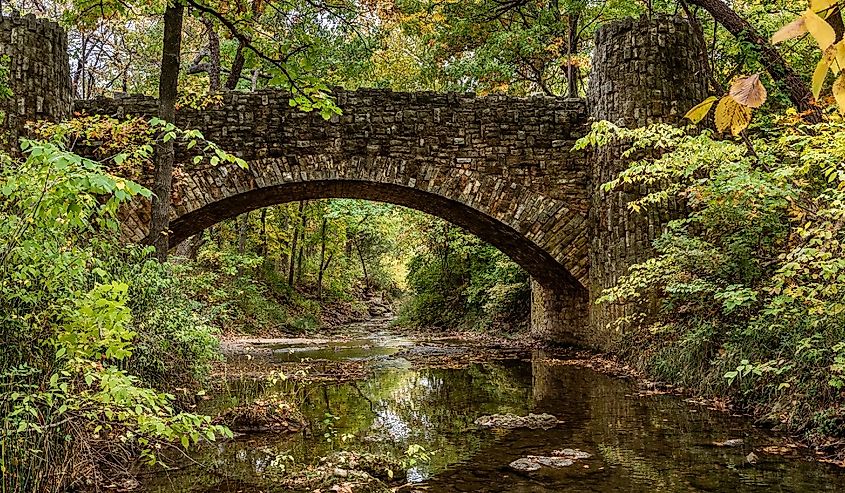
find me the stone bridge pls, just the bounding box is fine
[1,13,707,347]
[76,90,592,293]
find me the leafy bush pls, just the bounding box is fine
[578,115,845,441]
[0,141,230,492]
[400,224,529,331]
[121,258,221,389]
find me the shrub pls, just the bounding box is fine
[577,116,845,441]
[0,141,230,492]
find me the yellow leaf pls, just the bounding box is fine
[811,0,837,13]
[804,9,836,50]
[729,74,767,108]
[833,74,845,114]
[715,96,752,136]
[772,17,807,44]
[684,96,718,123]
[813,49,834,99]
[833,40,845,74]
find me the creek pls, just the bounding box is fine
[139,328,845,492]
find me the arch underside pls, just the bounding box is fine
[164,179,584,292]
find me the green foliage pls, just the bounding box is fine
[121,258,222,388]
[399,216,529,331]
[177,199,412,335]
[579,114,845,440]
[184,243,321,334]
[0,141,229,492]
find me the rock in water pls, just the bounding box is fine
[509,456,574,472]
[475,413,562,430]
[552,448,592,460]
[713,438,745,447]
[214,397,304,433]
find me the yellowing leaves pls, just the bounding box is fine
[773,8,837,49]
[813,48,835,99]
[772,17,807,45]
[835,42,845,72]
[729,74,767,108]
[715,96,753,136]
[834,74,845,114]
[810,0,838,12]
[810,41,845,101]
[773,7,845,114]
[684,96,718,124]
[804,9,836,50]
[685,75,765,135]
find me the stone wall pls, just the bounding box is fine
[530,279,588,345]
[0,13,71,152]
[587,15,708,344]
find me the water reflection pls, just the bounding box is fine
[140,347,845,492]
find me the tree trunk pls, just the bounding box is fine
[174,234,205,260]
[288,201,304,287]
[356,238,369,291]
[225,41,245,90]
[237,212,249,253]
[74,35,87,99]
[686,0,820,119]
[318,217,328,301]
[296,206,307,284]
[201,16,221,91]
[260,208,267,255]
[565,12,580,98]
[150,4,184,261]
[679,0,724,94]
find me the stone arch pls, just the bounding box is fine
[79,89,594,287]
[75,87,596,344]
[165,178,582,291]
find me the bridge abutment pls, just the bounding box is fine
[585,15,708,346]
[530,281,589,346]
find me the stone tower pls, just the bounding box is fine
[0,12,72,153]
[586,15,708,345]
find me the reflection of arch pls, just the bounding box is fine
[165,180,582,291]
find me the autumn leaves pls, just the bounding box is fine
[775,1,845,109]
[684,74,767,136]
[685,0,845,134]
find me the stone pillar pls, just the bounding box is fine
[530,280,589,346]
[0,12,72,153]
[587,15,707,345]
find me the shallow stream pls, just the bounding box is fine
[140,333,845,492]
